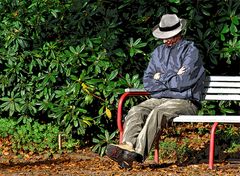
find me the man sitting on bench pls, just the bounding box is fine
[106,13,206,169]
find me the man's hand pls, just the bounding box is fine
[177,66,187,75]
[153,72,161,80]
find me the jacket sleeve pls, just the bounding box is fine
[143,49,168,92]
[143,44,204,93]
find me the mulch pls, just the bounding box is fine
[0,148,240,176]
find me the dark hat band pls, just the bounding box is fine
[159,21,180,32]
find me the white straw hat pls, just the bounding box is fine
[152,14,187,39]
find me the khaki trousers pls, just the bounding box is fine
[122,98,198,160]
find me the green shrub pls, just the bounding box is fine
[0,0,239,151]
[0,118,79,155]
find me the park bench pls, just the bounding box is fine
[116,76,240,169]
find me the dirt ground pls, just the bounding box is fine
[0,148,240,176]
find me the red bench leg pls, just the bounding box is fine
[117,92,129,143]
[209,122,218,169]
[154,136,160,163]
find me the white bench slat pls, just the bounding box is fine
[206,76,240,82]
[125,88,146,92]
[206,82,240,87]
[204,94,240,100]
[204,88,240,94]
[173,115,240,123]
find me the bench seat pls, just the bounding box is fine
[173,115,240,123]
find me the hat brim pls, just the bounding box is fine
[152,19,187,39]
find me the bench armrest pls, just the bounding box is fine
[125,88,147,92]
[117,88,150,142]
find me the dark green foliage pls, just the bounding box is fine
[0,118,79,155]
[92,128,117,156]
[215,125,240,159]
[0,0,239,153]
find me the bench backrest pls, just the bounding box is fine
[125,76,240,101]
[204,76,240,101]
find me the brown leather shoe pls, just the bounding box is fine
[106,144,143,169]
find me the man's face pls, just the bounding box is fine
[163,34,181,47]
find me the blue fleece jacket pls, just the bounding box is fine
[143,39,205,102]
